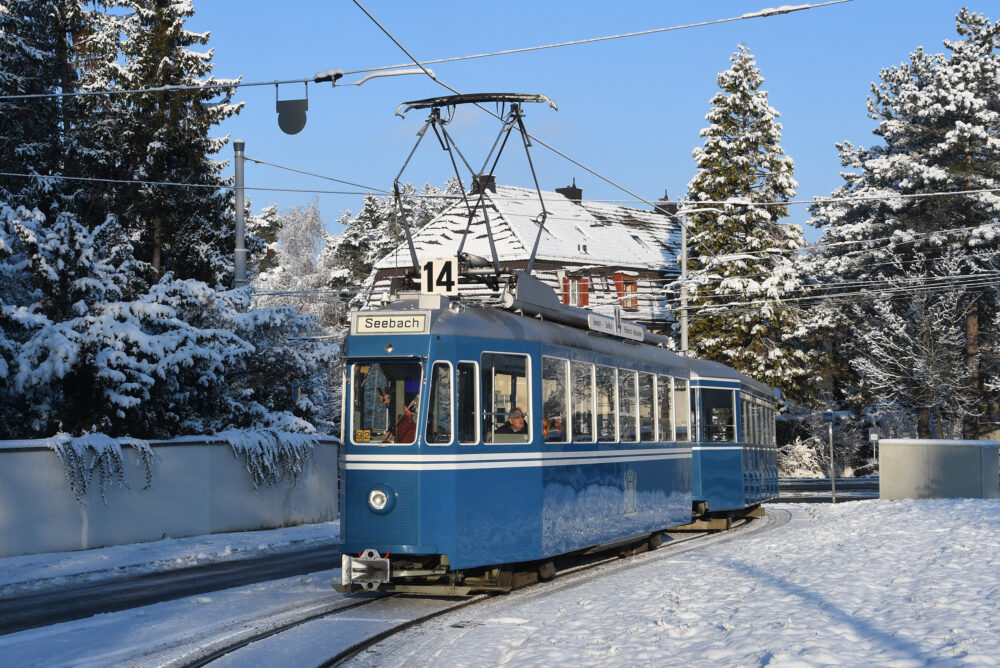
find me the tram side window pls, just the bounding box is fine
[425,362,452,445]
[754,404,765,444]
[702,389,735,442]
[768,407,775,446]
[456,362,478,444]
[639,373,655,442]
[542,356,569,443]
[482,352,530,444]
[674,378,690,441]
[571,361,595,442]
[619,370,638,443]
[596,365,617,443]
[741,398,749,444]
[657,375,674,441]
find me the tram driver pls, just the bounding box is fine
[383,393,418,444]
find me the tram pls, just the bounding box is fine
[338,272,777,594]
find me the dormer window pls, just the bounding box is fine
[562,275,590,307]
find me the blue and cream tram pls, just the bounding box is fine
[338,275,777,594]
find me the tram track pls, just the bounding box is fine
[336,508,792,666]
[178,509,788,667]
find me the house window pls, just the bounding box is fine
[561,276,590,307]
[613,272,638,310]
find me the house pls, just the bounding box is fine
[369,180,681,333]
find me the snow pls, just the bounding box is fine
[2,499,1000,666]
[375,185,678,271]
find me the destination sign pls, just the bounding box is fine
[587,312,645,342]
[353,312,428,335]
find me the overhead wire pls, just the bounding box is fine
[0,1,853,102]
[348,0,847,266]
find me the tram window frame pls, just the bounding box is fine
[673,378,690,442]
[595,364,618,443]
[541,356,570,444]
[425,361,454,446]
[481,351,531,445]
[349,360,423,446]
[740,398,749,444]
[456,361,479,445]
[656,374,674,442]
[619,369,638,443]
[700,388,736,443]
[571,361,596,443]
[638,372,656,442]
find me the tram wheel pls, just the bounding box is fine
[538,560,556,581]
[648,532,664,550]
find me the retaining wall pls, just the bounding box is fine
[879,438,1000,500]
[0,437,339,558]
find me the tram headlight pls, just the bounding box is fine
[366,484,397,514]
[368,489,388,510]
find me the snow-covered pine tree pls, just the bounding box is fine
[111,0,242,285]
[806,9,1000,438]
[683,45,815,401]
[0,0,65,214]
[2,200,335,438]
[247,203,281,276]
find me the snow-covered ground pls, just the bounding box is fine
[2,500,999,666]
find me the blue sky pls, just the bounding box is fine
[189,1,983,241]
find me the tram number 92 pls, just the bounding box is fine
[421,258,459,296]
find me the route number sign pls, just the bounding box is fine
[421,258,459,295]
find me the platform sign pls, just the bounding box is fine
[420,258,459,296]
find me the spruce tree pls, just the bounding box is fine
[806,10,1000,438]
[683,45,814,400]
[112,0,242,285]
[0,0,65,213]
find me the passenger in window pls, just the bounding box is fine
[495,408,527,435]
[544,417,565,441]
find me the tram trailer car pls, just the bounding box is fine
[338,293,777,594]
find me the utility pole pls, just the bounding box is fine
[679,210,689,356]
[233,139,248,288]
[825,411,837,503]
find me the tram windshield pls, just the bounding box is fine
[351,361,422,444]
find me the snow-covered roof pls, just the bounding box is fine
[375,185,678,272]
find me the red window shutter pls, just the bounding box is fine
[613,272,625,298]
[561,276,570,304]
[580,277,590,306]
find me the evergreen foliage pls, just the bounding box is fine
[0,202,336,440]
[683,46,816,401]
[0,0,65,213]
[805,10,1000,438]
[108,0,243,285]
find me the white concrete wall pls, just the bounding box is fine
[879,439,1000,501]
[0,438,339,558]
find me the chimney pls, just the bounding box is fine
[471,173,496,194]
[653,189,677,217]
[555,178,583,203]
